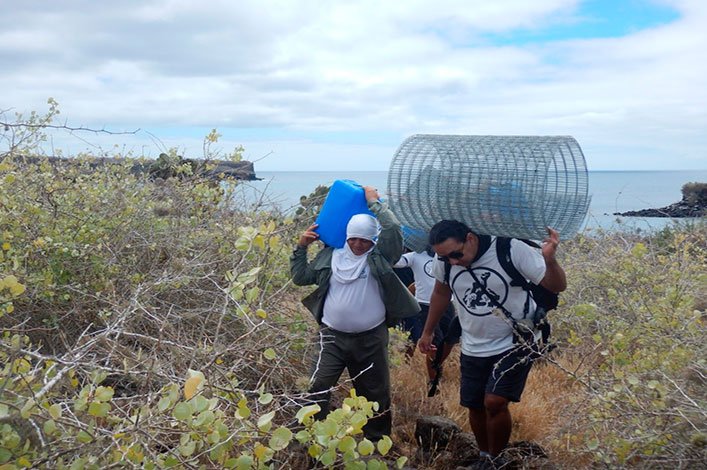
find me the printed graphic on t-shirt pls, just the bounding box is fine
[452,267,509,317]
[423,259,434,278]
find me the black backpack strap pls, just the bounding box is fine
[495,237,529,288]
[495,237,533,317]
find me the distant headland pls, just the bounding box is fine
[614,182,706,218]
[16,153,259,181]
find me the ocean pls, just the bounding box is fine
[235,170,707,234]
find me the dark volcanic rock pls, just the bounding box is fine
[614,182,706,218]
[415,416,462,452]
[614,201,705,218]
[414,416,553,470]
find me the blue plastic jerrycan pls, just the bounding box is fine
[315,180,374,248]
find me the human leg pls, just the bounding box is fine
[483,394,512,457]
[483,347,534,456]
[348,324,391,440]
[307,327,347,420]
[460,353,495,453]
[468,406,489,453]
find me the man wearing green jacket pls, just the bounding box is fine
[290,186,419,440]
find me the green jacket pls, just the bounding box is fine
[290,200,421,326]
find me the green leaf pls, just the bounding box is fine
[367,459,386,470]
[90,370,108,385]
[396,456,409,469]
[43,419,58,436]
[258,392,273,405]
[234,454,254,470]
[358,438,375,456]
[269,426,293,451]
[88,401,111,417]
[48,403,62,419]
[350,411,368,432]
[0,447,12,464]
[210,442,226,460]
[376,436,392,455]
[236,398,251,419]
[263,348,276,360]
[208,430,222,445]
[193,410,215,427]
[179,439,196,457]
[94,386,114,402]
[77,430,93,443]
[157,396,172,412]
[308,444,322,458]
[319,449,336,467]
[346,461,366,470]
[69,457,86,470]
[253,443,274,462]
[245,287,260,304]
[257,410,276,432]
[296,404,321,424]
[234,237,250,251]
[20,399,36,419]
[338,435,357,453]
[236,266,261,285]
[173,402,193,421]
[236,406,251,419]
[164,455,180,467]
[319,419,338,438]
[192,394,209,413]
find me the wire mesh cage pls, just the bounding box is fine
[401,225,429,253]
[387,135,590,240]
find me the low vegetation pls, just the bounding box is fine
[0,104,705,468]
[681,182,707,206]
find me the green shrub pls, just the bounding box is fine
[550,228,706,467]
[0,104,405,469]
[681,182,707,205]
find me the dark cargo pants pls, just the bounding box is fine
[307,322,391,440]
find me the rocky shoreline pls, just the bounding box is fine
[614,200,705,218]
[614,182,706,218]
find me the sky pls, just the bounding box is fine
[1,0,706,171]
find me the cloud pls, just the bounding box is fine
[0,0,705,170]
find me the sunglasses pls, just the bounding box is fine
[437,240,467,262]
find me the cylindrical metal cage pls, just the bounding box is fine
[387,135,590,240]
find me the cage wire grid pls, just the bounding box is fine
[387,135,590,247]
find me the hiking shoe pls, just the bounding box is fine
[470,456,494,470]
[427,380,440,397]
[470,454,511,470]
[491,454,511,469]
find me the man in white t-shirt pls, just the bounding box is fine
[418,220,566,468]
